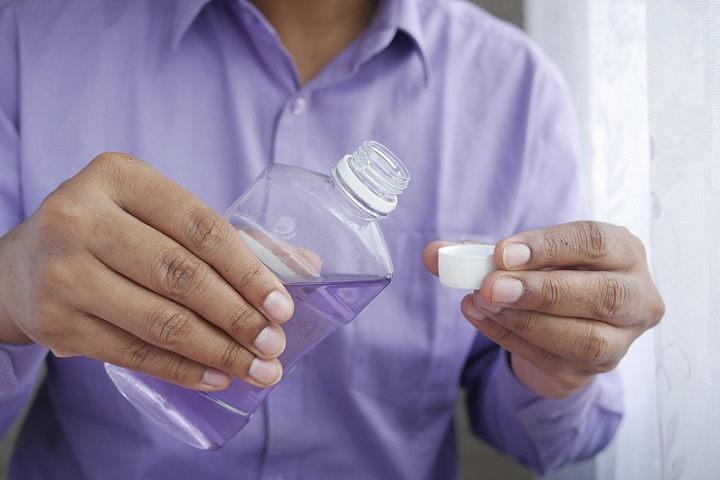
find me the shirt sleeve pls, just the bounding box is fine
[463,340,623,474]
[461,47,624,473]
[0,4,49,437]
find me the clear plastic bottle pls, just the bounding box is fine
[105,141,410,450]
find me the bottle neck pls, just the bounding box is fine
[329,141,410,222]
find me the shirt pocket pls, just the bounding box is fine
[348,230,493,416]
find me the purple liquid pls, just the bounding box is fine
[106,277,390,449]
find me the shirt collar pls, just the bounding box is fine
[369,0,429,84]
[172,0,429,82]
[171,0,214,50]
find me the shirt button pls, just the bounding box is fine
[291,97,307,116]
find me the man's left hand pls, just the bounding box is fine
[424,221,665,399]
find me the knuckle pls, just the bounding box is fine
[147,306,193,346]
[596,274,631,319]
[153,247,205,299]
[538,276,568,310]
[495,325,516,345]
[89,152,136,175]
[88,152,146,197]
[582,325,613,366]
[650,296,666,327]
[217,342,253,371]
[236,261,264,290]
[185,209,230,255]
[90,152,122,169]
[540,232,564,264]
[89,152,126,183]
[512,310,538,336]
[35,196,85,256]
[167,356,195,384]
[223,307,258,338]
[534,346,557,366]
[577,221,610,259]
[120,338,154,370]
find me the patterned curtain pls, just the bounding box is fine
[649,1,720,479]
[526,0,720,478]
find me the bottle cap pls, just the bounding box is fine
[438,244,497,290]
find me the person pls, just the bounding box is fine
[0,0,664,478]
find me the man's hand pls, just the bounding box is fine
[0,153,294,391]
[424,221,664,398]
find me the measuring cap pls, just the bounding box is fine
[438,244,497,290]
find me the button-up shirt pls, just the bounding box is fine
[0,0,623,478]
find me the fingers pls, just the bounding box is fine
[47,311,230,391]
[87,207,286,358]
[32,250,283,389]
[477,269,642,326]
[496,221,646,272]
[78,264,282,388]
[4,152,293,390]
[422,240,456,276]
[463,294,628,371]
[444,221,664,398]
[87,153,294,324]
[461,295,622,397]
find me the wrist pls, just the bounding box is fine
[0,312,31,344]
[509,353,594,399]
[0,229,32,344]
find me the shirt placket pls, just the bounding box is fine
[260,363,306,480]
[272,90,310,166]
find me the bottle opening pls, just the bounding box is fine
[333,141,410,218]
[352,141,410,198]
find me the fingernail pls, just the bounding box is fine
[249,357,281,385]
[474,294,502,314]
[503,243,531,269]
[492,277,524,304]
[202,367,229,388]
[465,303,486,322]
[254,326,285,357]
[263,290,293,322]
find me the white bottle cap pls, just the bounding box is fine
[438,244,497,290]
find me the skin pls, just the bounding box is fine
[0,1,377,391]
[0,155,294,390]
[251,0,377,85]
[0,2,664,401]
[423,221,665,399]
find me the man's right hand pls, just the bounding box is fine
[0,153,293,390]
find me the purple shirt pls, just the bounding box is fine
[0,0,623,478]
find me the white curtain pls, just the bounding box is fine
[525,0,719,479]
[649,1,720,479]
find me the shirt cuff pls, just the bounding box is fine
[0,342,47,401]
[492,350,623,430]
[490,350,623,469]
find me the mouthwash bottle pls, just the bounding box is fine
[105,141,410,449]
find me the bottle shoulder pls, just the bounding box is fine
[262,164,328,184]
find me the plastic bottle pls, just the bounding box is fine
[105,140,410,450]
